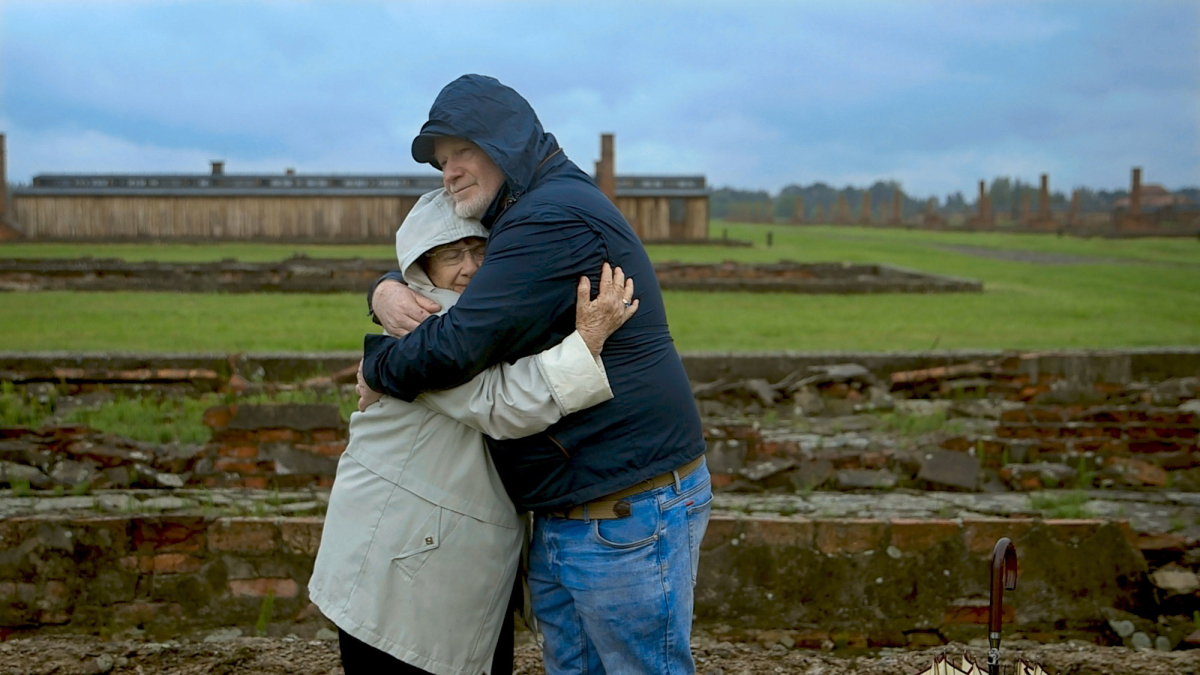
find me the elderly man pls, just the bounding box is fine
[361,74,709,674]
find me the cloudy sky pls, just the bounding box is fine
[1,1,1197,197]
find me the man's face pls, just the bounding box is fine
[433,137,505,220]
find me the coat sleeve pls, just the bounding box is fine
[415,331,612,440]
[361,216,606,401]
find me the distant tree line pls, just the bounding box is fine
[711,178,1200,222]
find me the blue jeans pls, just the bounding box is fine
[528,459,712,675]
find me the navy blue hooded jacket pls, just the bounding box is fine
[362,75,705,511]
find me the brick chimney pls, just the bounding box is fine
[1130,167,1142,219]
[0,132,21,239]
[596,133,616,203]
[1038,173,1051,222]
[978,180,992,227]
[0,133,7,223]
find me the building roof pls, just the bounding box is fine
[17,173,445,198]
[16,172,709,199]
[1114,184,1191,209]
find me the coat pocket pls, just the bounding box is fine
[391,494,444,580]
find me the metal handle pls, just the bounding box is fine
[988,537,1018,675]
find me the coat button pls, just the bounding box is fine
[425,536,434,545]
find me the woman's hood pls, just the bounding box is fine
[394,188,489,312]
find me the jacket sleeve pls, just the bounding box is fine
[415,331,612,440]
[365,270,406,326]
[362,216,606,401]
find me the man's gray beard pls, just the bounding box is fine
[452,189,493,220]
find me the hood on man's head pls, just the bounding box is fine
[411,74,560,198]
[394,188,488,292]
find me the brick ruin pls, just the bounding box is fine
[0,509,1154,648]
[2,349,1200,649]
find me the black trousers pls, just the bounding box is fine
[338,602,515,675]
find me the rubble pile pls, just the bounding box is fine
[653,260,983,293]
[0,425,203,491]
[0,256,983,294]
[0,404,346,493]
[694,357,1200,495]
[199,404,344,489]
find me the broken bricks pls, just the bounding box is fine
[917,450,982,492]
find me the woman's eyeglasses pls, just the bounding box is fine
[428,243,486,264]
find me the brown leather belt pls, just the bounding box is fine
[545,456,705,521]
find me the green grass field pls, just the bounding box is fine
[2,222,1198,353]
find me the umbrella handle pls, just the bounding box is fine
[988,537,1018,674]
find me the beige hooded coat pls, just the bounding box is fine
[308,189,612,675]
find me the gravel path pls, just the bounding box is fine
[0,634,1196,675]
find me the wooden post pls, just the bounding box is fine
[859,191,872,225]
[597,134,616,204]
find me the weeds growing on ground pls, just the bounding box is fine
[255,591,276,637]
[53,388,354,444]
[0,381,57,426]
[880,410,950,436]
[1075,462,1096,489]
[61,394,218,444]
[9,478,32,497]
[1029,490,1093,519]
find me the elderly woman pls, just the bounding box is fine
[308,189,636,675]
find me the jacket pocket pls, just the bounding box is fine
[546,433,571,458]
[391,495,443,580]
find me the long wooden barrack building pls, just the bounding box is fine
[6,134,709,243]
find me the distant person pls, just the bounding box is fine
[309,188,638,675]
[361,74,711,673]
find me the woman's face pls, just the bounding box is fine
[424,237,486,293]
